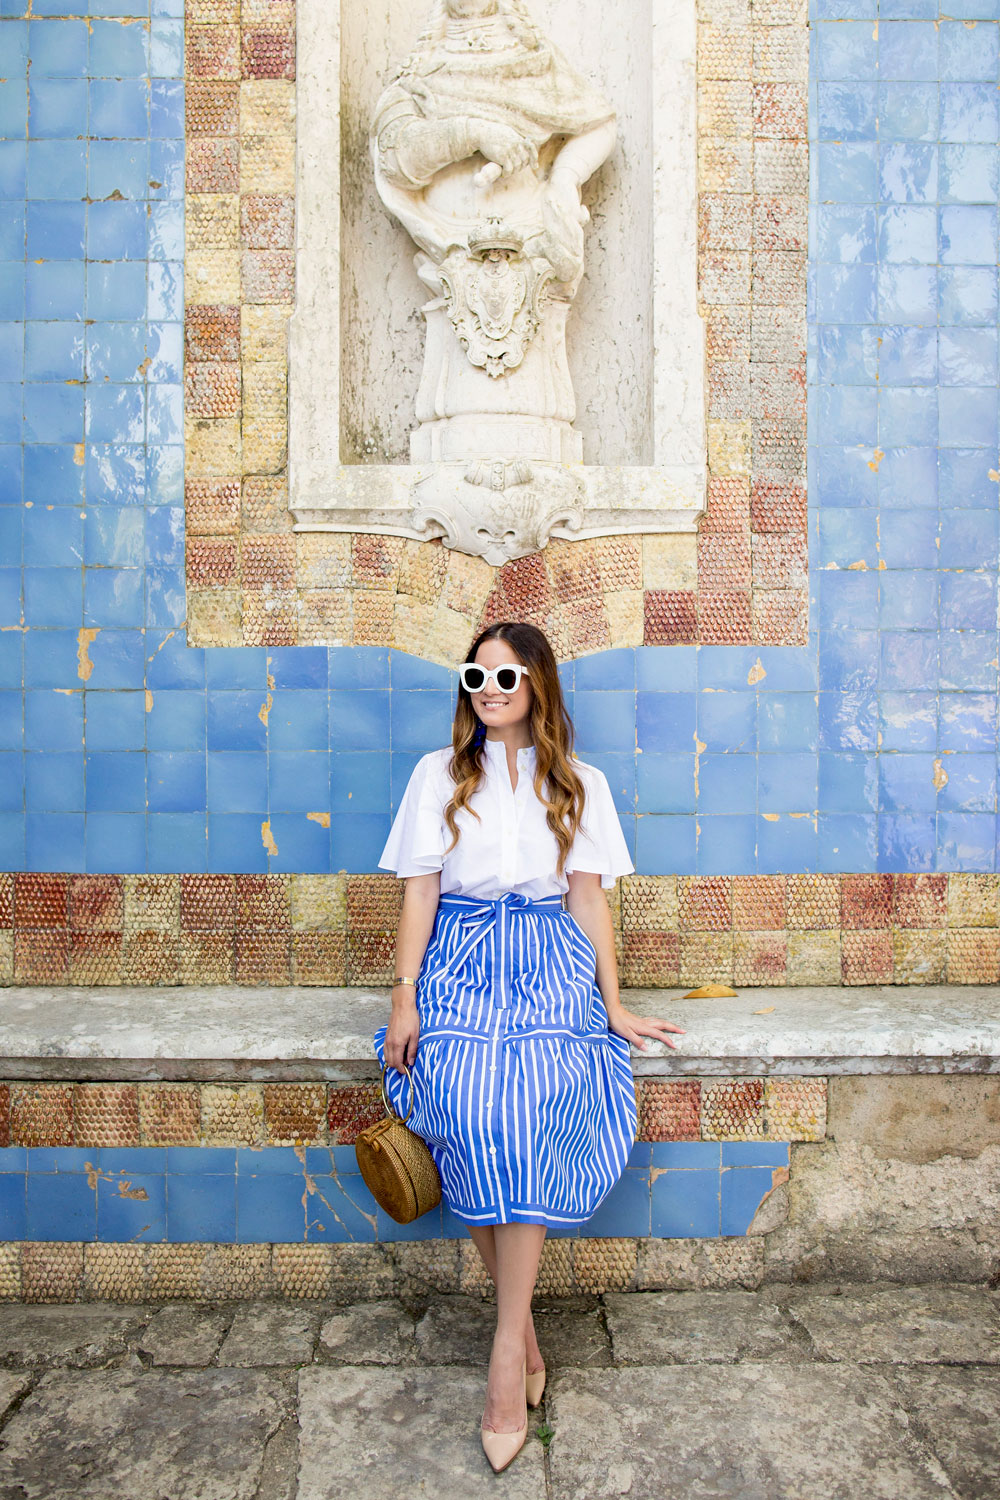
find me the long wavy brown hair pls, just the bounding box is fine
[444,621,586,875]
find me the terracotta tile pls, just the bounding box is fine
[264,1084,327,1145]
[177,932,235,985]
[573,1238,636,1295]
[0,873,12,927]
[327,1084,385,1144]
[186,81,240,136]
[242,590,298,646]
[644,589,698,645]
[946,873,999,929]
[678,932,733,986]
[545,539,602,604]
[733,931,787,985]
[699,192,752,252]
[14,873,68,929]
[753,82,807,140]
[235,874,291,930]
[235,932,291,985]
[10,1083,74,1147]
[181,874,236,931]
[345,874,404,932]
[240,192,294,249]
[698,589,752,644]
[68,875,123,932]
[708,358,750,421]
[753,197,808,256]
[187,536,239,588]
[74,1084,140,1149]
[123,932,180,985]
[786,874,839,930]
[347,931,395,985]
[242,473,291,533]
[124,875,179,934]
[893,929,947,984]
[705,306,751,363]
[621,931,680,987]
[241,22,295,79]
[22,1243,83,1303]
[347,533,401,591]
[946,928,1000,984]
[241,248,295,302]
[593,535,643,592]
[750,480,806,535]
[700,475,751,535]
[558,595,612,657]
[69,932,124,986]
[753,250,805,307]
[139,1084,201,1146]
[731,876,785,930]
[894,873,947,930]
[841,929,894,985]
[841,873,893,930]
[638,1080,701,1142]
[752,587,808,647]
[291,932,347,985]
[620,875,679,931]
[751,532,808,590]
[752,417,806,485]
[14,932,69,985]
[764,1078,825,1142]
[0,1083,8,1149]
[679,877,732,931]
[186,477,242,536]
[186,23,240,79]
[236,534,294,591]
[701,1079,764,1140]
[786,929,841,985]
[186,138,241,193]
[185,361,241,418]
[201,1083,263,1146]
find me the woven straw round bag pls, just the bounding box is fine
[355,1063,442,1224]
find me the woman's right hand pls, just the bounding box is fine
[384,990,420,1073]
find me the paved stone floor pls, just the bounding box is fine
[0,1285,998,1498]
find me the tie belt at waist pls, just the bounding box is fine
[433,892,567,981]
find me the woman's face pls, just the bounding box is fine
[470,638,533,733]
[446,0,499,18]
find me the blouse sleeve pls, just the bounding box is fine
[564,762,634,889]
[378,752,449,878]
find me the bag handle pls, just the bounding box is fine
[379,1061,416,1124]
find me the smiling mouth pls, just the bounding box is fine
[480,699,508,708]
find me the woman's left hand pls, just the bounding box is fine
[605,1004,685,1052]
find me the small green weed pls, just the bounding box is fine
[534,1421,554,1449]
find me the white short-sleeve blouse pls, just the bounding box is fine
[378,737,634,898]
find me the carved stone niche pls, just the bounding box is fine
[289,0,705,567]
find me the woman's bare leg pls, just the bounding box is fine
[467,1224,545,1376]
[479,1224,546,1433]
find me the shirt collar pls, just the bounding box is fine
[484,737,536,763]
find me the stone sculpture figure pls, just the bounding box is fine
[371,0,617,563]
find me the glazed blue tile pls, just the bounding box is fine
[0,142,27,200]
[817,571,877,632]
[580,751,635,814]
[941,83,999,144]
[84,443,144,505]
[86,750,145,811]
[574,648,634,690]
[573,691,636,754]
[879,389,938,448]
[164,1146,235,1176]
[266,812,331,873]
[207,691,268,753]
[879,753,939,812]
[149,20,184,78]
[97,1173,166,1241]
[939,694,998,752]
[266,689,329,751]
[940,572,998,631]
[698,754,756,813]
[810,386,877,445]
[938,812,996,871]
[205,646,266,690]
[146,260,182,320]
[28,77,87,137]
[27,1147,94,1174]
[878,813,936,871]
[636,692,696,752]
[0,383,20,444]
[0,1176,27,1239]
[814,327,879,387]
[0,812,24,864]
[757,693,819,753]
[26,139,86,199]
[26,1173,96,1239]
[815,20,878,78]
[940,269,998,333]
[329,689,391,752]
[940,206,997,267]
[167,1173,236,1242]
[817,509,878,567]
[147,750,206,813]
[89,78,148,137]
[720,1166,779,1236]
[879,144,938,204]
[145,444,183,505]
[943,0,1000,16]
[938,20,998,81]
[817,811,878,871]
[150,79,183,136]
[25,322,84,384]
[816,206,876,265]
[330,812,391,873]
[86,263,147,322]
[879,693,937,753]
[145,321,183,380]
[815,266,878,325]
[818,689,878,751]
[696,692,755,752]
[819,751,878,812]
[754,649,818,693]
[87,384,145,445]
[0,264,25,320]
[939,509,999,571]
[758,753,818,813]
[812,446,877,508]
[0,444,20,504]
[650,1143,720,1170]
[878,21,938,81]
[145,631,205,690]
[877,266,937,325]
[389,689,453,755]
[84,566,144,628]
[0,326,22,386]
[146,383,182,443]
[236,1172,306,1243]
[815,143,878,203]
[637,752,696,815]
[758,810,817,872]
[205,751,266,813]
[88,200,147,262]
[145,566,185,627]
[878,511,940,571]
[23,567,81,627]
[267,645,328,690]
[721,1142,790,1169]
[878,327,937,388]
[23,503,82,569]
[87,810,145,871]
[635,813,697,876]
[84,688,145,749]
[939,631,998,692]
[0,629,21,688]
[879,572,939,631]
[937,754,996,812]
[328,649,390,691]
[1,17,27,70]
[25,752,84,812]
[271,751,332,812]
[88,139,147,201]
[697,814,757,875]
[23,382,83,444]
[650,1167,719,1238]
[236,1148,300,1176]
[26,200,85,260]
[939,450,997,508]
[147,812,206,873]
[0,752,24,811]
[585,1169,650,1238]
[817,82,876,141]
[0,1148,27,1173]
[696,648,763,692]
[879,633,939,693]
[627,1143,652,1169]
[85,506,143,568]
[878,205,938,265]
[878,82,938,142]
[939,146,998,206]
[877,449,938,513]
[939,387,998,448]
[89,16,148,75]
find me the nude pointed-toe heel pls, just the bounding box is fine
[525,1363,546,1409]
[481,1359,528,1474]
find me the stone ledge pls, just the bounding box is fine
[1,985,998,1082]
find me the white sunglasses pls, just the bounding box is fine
[458,662,531,694]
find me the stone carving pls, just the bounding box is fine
[371,0,616,561]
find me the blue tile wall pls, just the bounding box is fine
[0,4,997,876]
[0,1141,788,1243]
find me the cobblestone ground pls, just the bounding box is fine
[0,1285,998,1498]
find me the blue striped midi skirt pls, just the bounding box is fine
[373,891,638,1228]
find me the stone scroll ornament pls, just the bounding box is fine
[371,0,616,565]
